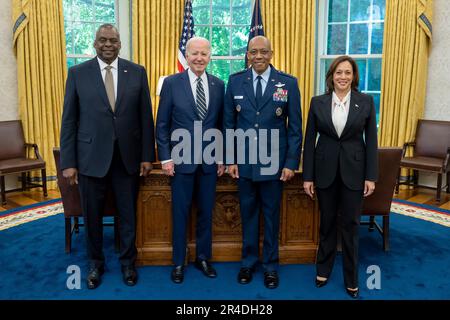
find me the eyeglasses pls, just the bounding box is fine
[248,49,271,56]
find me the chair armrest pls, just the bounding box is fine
[25,143,43,160]
[402,142,415,157]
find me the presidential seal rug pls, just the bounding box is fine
[0,198,63,231]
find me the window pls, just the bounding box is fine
[63,0,117,68]
[317,0,385,124]
[192,0,253,84]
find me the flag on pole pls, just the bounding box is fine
[245,0,265,67]
[178,0,195,72]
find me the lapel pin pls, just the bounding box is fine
[271,79,275,82]
[124,70,128,73]
[211,82,215,85]
[355,104,359,109]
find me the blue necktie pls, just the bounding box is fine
[196,77,207,120]
[256,75,263,108]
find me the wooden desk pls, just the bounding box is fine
[136,171,319,265]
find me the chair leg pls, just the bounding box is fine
[383,215,389,251]
[74,217,80,233]
[41,169,48,197]
[436,173,442,203]
[0,176,6,205]
[21,172,27,191]
[446,171,450,193]
[65,217,72,254]
[413,170,419,186]
[368,216,375,231]
[114,216,120,253]
[395,167,401,194]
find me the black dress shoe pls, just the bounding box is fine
[264,271,279,289]
[194,259,217,278]
[171,265,184,284]
[315,277,328,288]
[87,266,104,290]
[237,267,253,284]
[346,288,359,299]
[121,265,138,286]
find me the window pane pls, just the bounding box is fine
[367,58,382,91]
[371,23,383,54]
[327,24,347,55]
[231,59,246,74]
[195,26,211,42]
[212,0,231,25]
[350,0,371,21]
[63,0,73,20]
[349,23,368,54]
[192,0,210,25]
[207,59,230,84]
[71,0,93,21]
[64,22,74,54]
[372,0,385,20]
[211,26,230,55]
[232,0,251,25]
[329,0,348,23]
[365,92,380,126]
[231,26,248,56]
[73,22,95,55]
[355,59,367,91]
[95,0,116,22]
[67,57,76,69]
[76,57,92,65]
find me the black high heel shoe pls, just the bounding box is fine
[346,288,359,299]
[315,277,328,288]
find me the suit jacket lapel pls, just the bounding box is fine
[340,91,362,138]
[181,70,198,119]
[319,94,339,138]
[115,58,129,114]
[205,73,216,120]
[89,58,112,113]
[243,68,257,110]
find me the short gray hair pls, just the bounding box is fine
[185,36,211,56]
[96,23,120,39]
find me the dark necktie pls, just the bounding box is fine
[196,77,207,120]
[256,75,263,107]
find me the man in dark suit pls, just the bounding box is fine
[156,37,225,284]
[223,36,302,289]
[60,24,155,289]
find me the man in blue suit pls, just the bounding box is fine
[60,24,155,289]
[156,37,225,284]
[223,36,302,289]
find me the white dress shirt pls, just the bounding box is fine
[332,91,351,137]
[252,66,271,96]
[97,57,118,100]
[188,68,210,109]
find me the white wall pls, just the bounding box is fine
[420,0,450,189]
[0,0,18,121]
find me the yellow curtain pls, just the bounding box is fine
[132,0,184,118]
[378,0,433,147]
[261,0,316,134]
[12,0,67,187]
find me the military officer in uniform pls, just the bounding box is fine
[223,36,302,289]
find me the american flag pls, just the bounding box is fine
[245,0,265,67]
[178,0,195,72]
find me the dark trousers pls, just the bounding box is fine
[237,177,283,272]
[316,173,363,289]
[171,167,217,266]
[78,144,139,268]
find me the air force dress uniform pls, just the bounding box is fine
[223,65,302,273]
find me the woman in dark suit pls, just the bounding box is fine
[302,56,378,298]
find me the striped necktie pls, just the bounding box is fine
[196,77,207,120]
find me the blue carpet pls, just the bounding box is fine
[0,207,449,300]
